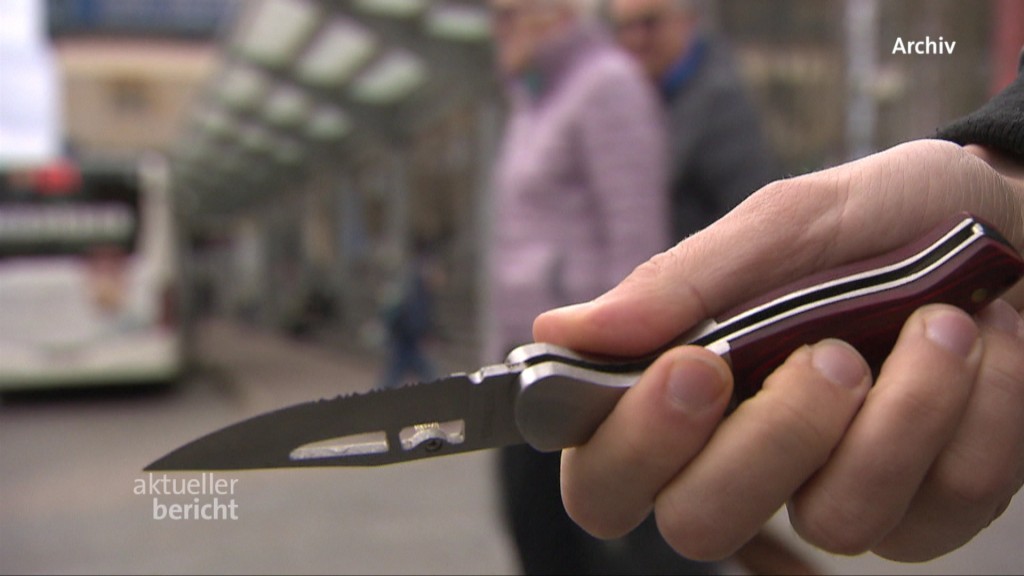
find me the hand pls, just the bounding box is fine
[534,139,1024,562]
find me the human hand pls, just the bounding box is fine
[535,139,1024,562]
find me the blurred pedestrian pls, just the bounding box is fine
[484,0,695,573]
[377,241,444,390]
[611,0,779,239]
[608,1,819,572]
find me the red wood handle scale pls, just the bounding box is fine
[680,212,1024,404]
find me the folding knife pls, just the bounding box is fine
[147,213,1024,471]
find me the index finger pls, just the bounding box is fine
[534,140,1023,356]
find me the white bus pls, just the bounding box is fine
[0,155,185,391]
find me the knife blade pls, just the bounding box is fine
[147,212,1024,470]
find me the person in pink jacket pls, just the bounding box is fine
[485,1,695,573]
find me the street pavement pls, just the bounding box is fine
[1,319,1021,574]
[0,320,518,575]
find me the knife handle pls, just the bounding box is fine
[683,212,1024,405]
[516,213,1024,452]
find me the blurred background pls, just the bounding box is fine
[1,0,1022,574]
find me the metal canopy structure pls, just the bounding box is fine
[171,0,495,217]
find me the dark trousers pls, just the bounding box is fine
[379,337,436,390]
[498,444,718,575]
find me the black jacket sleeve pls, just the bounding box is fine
[937,51,1024,161]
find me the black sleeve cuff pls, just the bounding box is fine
[936,51,1024,161]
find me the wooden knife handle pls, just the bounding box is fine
[684,213,1024,405]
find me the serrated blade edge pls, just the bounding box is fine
[145,367,523,470]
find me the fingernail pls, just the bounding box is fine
[811,340,868,389]
[924,308,979,358]
[666,356,726,414]
[977,299,1024,338]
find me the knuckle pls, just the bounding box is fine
[744,176,839,229]
[565,502,629,540]
[559,449,646,540]
[936,454,1019,511]
[980,340,1024,399]
[753,376,841,463]
[654,500,742,561]
[619,248,711,318]
[735,176,846,272]
[790,495,879,556]
[883,369,966,433]
[560,470,622,539]
[622,248,683,290]
[746,177,810,210]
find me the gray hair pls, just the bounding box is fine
[598,0,708,18]
[545,0,599,14]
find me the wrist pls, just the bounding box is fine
[963,144,1024,185]
[962,145,1024,308]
